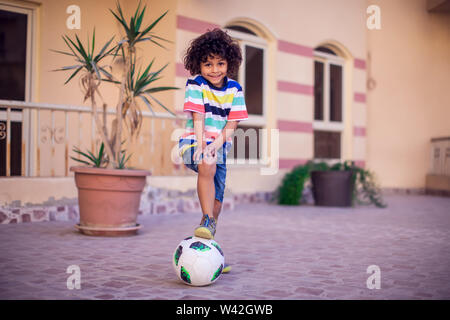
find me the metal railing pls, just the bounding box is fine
[0,99,186,177]
[430,136,450,176]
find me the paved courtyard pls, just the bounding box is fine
[0,194,449,300]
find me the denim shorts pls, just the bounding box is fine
[181,142,227,203]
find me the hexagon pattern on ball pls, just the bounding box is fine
[173,236,225,286]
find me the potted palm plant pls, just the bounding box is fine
[53,1,178,236]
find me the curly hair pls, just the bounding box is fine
[183,28,242,77]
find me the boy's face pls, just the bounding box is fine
[200,54,228,87]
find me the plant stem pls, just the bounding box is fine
[89,74,116,168]
[115,46,132,166]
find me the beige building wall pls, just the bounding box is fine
[174,0,368,194]
[0,0,370,204]
[36,0,177,107]
[2,0,448,206]
[366,0,450,189]
[0,0,182,204]
[1,0,179,176]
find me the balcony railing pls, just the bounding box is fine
[430,136,450,176]
[0,99,187,177]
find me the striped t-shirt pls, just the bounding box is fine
[178,74,248,156]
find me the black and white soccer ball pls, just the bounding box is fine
[172,236,225,286]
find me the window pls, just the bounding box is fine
[313,46,344,160]
[244,45,264,116]
[225,26,267,162]
[0,8,29,176]
[314,130,341,159]
[314,61,324,121]
[0,9,27,101]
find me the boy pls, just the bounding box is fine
[179,29,249,272]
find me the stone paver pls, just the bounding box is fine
[0,194,449,300]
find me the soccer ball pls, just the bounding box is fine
[172,236,225,286]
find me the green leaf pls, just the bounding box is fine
[147,94,176,116]
[73,147,96,163]
[99,142,105,156]
[148,34,172,43]
[135,5,146,32]
[91,27,96,57]
[50,49,76,57]
[62,36,82,61]
[143,86,179,94]
[70,156,91,166]
[52,65,83,71]
[102,78,121,84]
[71,143,107,168]
[139,60,153,80]
[74,34,90,62]
[94,36,116,62]
[129,14,136,36]
[138,95,156,116]
[109,1,130,35]
[90,60,102,81]
[98,67,115,81]
[64,66,83,84]
[138,10,168,40]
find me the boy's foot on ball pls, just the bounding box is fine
[222,264,231,273]
[194,214,216,240]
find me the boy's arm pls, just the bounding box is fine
[192,112,205,146]
[210,120,239,151]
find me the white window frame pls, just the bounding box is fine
[226,28,268,164]
[0,2,37,176]
[313,50,345,163]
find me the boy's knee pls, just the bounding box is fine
[198,162,216,177]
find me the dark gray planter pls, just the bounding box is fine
[310,170,354,207]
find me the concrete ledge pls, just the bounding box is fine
[0,184,275,224]
[382,187,426,196]
[426,174,450,195]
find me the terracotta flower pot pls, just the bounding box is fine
[70,166,151,236]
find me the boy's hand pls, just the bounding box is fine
[203,142,219,164]
[193,140,207,162]
[193,145,204,162]
[193,141,214,163]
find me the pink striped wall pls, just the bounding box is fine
[354,58,366,70]
[353,126,366,137]
[354,92,366,103]
[176,63,190,78]
[278,40,313,58]
[278,120,313,133]
[279,159,366,170]
[175,15,367,171]
[277,80,314,96]
[176,15,220,33]
[279,158,310,169]
[353,160,366,168]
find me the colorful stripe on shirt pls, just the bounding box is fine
[179,75,249,156]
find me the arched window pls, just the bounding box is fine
[225,25,268,163]
[313,45,345,161]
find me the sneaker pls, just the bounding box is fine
[222,263,231,273]
[194,214,216,239]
